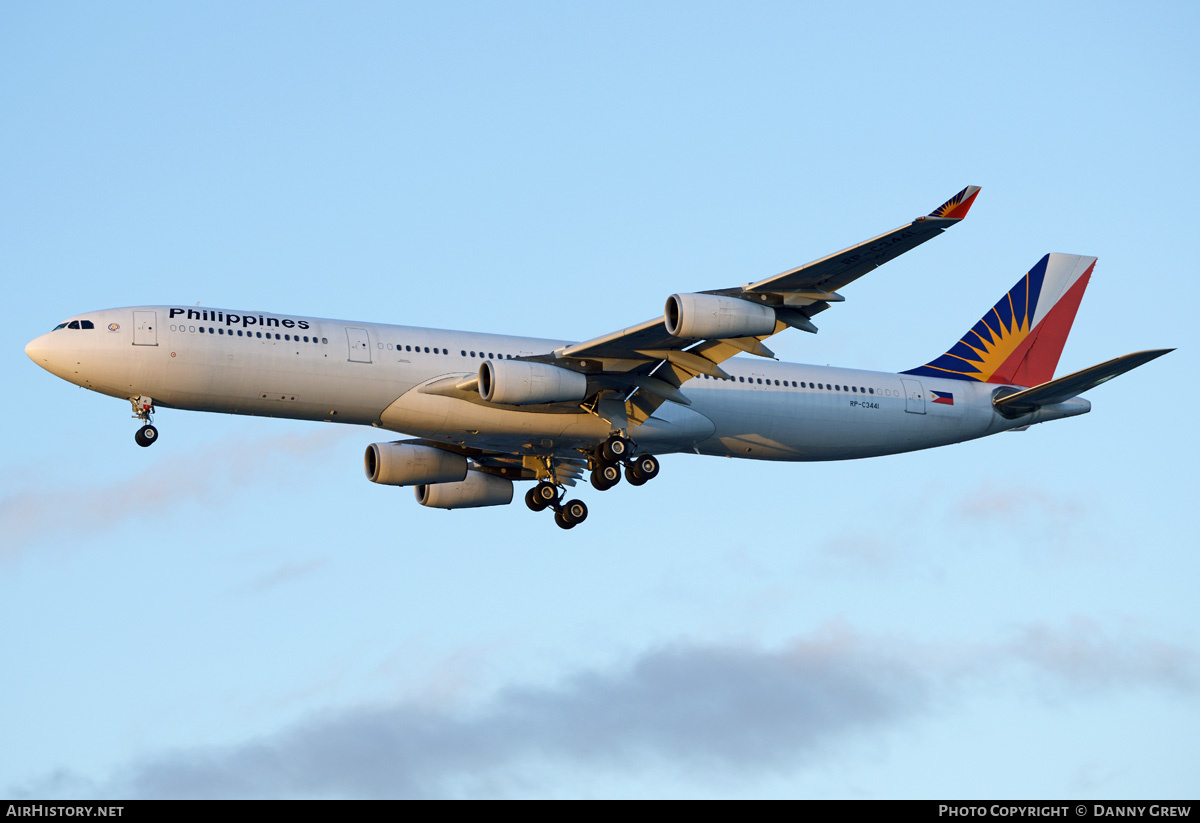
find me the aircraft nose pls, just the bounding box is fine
[25,334,48,364]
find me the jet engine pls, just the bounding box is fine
[364,442,467,486]
[415,471,514,509]
[664,293,776,339]
[478,359,587,405]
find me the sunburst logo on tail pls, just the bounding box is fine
[904,257,1050,384]
[903,254,1094,387]
[935,275,1036,381]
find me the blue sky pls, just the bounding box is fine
[2,1,1197,799]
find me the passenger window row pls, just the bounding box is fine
[381,343,452,355]
[463,350,516,360]
[170,324,328,344]
[378,342,517,360]
[697,373,895,396]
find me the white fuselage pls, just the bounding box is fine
[25,306,1090,462]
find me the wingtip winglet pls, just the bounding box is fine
[928,185,981,220]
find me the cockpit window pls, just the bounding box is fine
[52,322,68,331]
[67,321,80,329]
[80,320,94,329]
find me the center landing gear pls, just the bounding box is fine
[130,396,159,447]
[524,481,589,530]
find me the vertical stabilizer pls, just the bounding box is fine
[902,253,1095,386]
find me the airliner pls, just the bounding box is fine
[24,187,1170,529]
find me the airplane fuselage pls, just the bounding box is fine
[24,305,1090,463]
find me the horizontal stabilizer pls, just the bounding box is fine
[993,349,1173,417]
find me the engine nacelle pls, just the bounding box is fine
[479,359,587,405]
[364,442,467,487]
[664,293,776,339]
[415,471,514,509]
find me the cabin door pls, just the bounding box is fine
[901,378,926,414]
[346,327,372,363]
[133,311,158,346]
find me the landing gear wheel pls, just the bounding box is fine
[554,499,588,529]
[134,425,158,448]
[562,499,588,525]
[590,463,621,491]
[625,463,648,486]
[525,486,548,512]
[527,482,557,511]
[630,454,659,481]
[601,435,630,464]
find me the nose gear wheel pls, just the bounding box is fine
[129,396,159,447]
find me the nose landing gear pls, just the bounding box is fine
[130,396,158,447]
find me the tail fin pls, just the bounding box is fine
[903,253,1095,386]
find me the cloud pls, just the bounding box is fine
[0,428,351,559]
[956,481,1085,524]
[16,620,1196,799]
[948,480,1105,559]
[812,532,898,573]
[241,558,328,593]
[1007,618,1199,696]
[114,628,927,799]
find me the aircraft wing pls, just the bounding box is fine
[535,186,980,421]
[730,185,980,297]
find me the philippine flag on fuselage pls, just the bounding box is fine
[931,391,955,406]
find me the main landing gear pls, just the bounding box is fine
[524,435,662,530]
[589,434,660,491]
[524,481,589,530]
[130,396,158,447]
[624,453,661,486]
